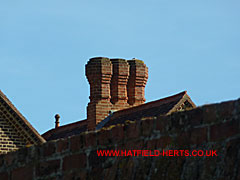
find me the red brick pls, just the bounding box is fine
[86,58,112,131]
[203,104,217,123]
[156,116,168,132]
[127,59,148,106]
[63,153,87,171]
[43,142,56,157]
[176,127,207,146]
[125,122,140,139]
[85,132,97,147]
[12,165,33,180]
[57,139,69,153]
[223,138,240,178]
[36,159,60,176]
[98,129,112,145]
[104,163,118,180]
[190,127,208,144]
[148,136,172,149]
[88,167,104,180]
[184,108,203,126]
[111,125,125,143]
[119,158,134,179]
[70,135,85,152]
[141,118,155,136]
[62,170,87,180]
[210,120,239,141]
[217,100,235,119]
[124,139,144,149]
[176,131,191,146]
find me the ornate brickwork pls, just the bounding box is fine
[86,57,149,130]
[110,59,129,108]
[127,59,148,106]
[86,57,113,130]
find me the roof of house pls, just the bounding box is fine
[42,119,87,141]
[43,91,196,141]
[0,90,46,145]
[97,91,196,129]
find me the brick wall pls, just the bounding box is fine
[0,98,240,179]
[0,118,26,154]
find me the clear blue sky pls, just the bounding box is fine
[1,0,240,134]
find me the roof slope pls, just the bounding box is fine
[97,91,196,129]
[42,120,87,141]
[43,91,196,141]
[0,90,46,145]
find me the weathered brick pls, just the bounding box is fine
[89,150,108,168]
[190,127,208,144]
[88,167,104,180]
[57,139,69,153]
[63,153,86,171]
[135,157,153,179]
[217,100,235,119]
[36,159,60,177]
[184,108,203,126]
[223,138,240,178]
[203,104,217,124]
[141,118,155,137]
[125,122,140,139]
[97,129,112,145]
[43,142,56,157]
[70,135,85,152]
[124,139,144,150]
[156,115,168,132]
[12,165,33,180]
[210,120,239,142]
[62,170,87,180]
[118,158,134,179]
[111,125,124,143]
[85,132,97,147]
[104,163,118,180]
[148,136,172,149]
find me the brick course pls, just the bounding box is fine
[0,118,26,154]
[0,98,239,179]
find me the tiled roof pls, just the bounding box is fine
[0,90,46,144]
[43,91,196,141]
[98,91,196,128]
[42,119,87,141]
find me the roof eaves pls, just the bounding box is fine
[42,119,87,139]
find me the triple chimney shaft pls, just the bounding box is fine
[86,57,148,130]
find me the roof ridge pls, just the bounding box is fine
[112,91,187,118]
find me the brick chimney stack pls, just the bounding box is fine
[110,59,129,109]
[86,57,113,130]
[86,57,148,131]
[127,59,148,106]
